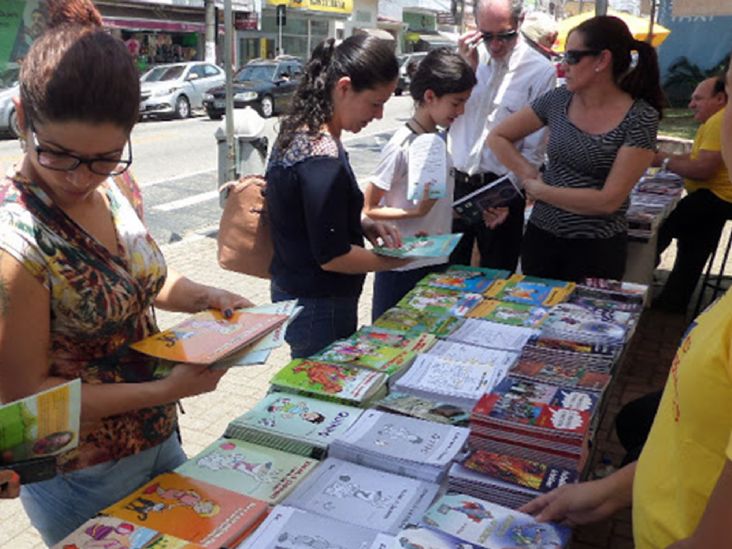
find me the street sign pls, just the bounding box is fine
[276,4,287,26]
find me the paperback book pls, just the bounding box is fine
[175,438,318,504]
[373,307,462,338]
[102,472,268,549]
[397,286,483,317]
[373,234,462,259]
[446,319,539,352]
[270,359,388,406]
[452,174,522,224]
[485,274,575,307]
[53,516,201,549]
[510,356,611,392]
[394,526,482,549]
[374,392,470,426]
[237,505,394,549]
[283,457,439,535]
[540,303,633,345]
[418,267,508,293]
[425,340,518,370]
[467,299,549,328]
[421,493,570,548]
[223,393,362,459]
[130,309,288,365]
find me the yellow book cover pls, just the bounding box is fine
[130,310,288,365]
[102,472,268,549]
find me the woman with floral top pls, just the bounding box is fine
[0,1,252,544]
[266,34,410,358]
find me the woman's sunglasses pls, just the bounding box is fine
[563,49,602,65]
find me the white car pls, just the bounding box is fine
[139,62,225,119]
[0,64,20,138]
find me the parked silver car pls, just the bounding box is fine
[0,64,20,138]
[139,62,225,119]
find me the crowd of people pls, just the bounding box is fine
[2,0,732,548]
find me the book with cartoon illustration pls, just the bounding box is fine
[374,392,470,426]
[510,357,611,392]
[223,393,363,459]
[485,274,575,307]
[53,515,201,549]
[540,302,633,345]
[130,309,289,365]
[425,340,519,370]
[283,457,439,535]
[446,318,539,352]
[418,267,509,293]
[237,505,395,549]
[452,173,522,224]
[373,307,461,339]
[0,379,81,463]
[175,438,318,504]
[102,472,269,549]
[407,132,448,200]
[373,233,462,259]
[270,359,388,406]
[397,286,482,317]
[467,299,549,328]
[329,409,469,482]
[420,493,571,548]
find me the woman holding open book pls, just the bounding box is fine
[0,1,252,544]
[488,15,662,281]
[266,35,409,358]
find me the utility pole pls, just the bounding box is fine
[224,0,235,181]
[595,0,608,16]
[205,0,217,63]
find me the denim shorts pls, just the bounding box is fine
[20,432,187,546]
[271,283,359,358]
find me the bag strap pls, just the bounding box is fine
[219,174,266,198]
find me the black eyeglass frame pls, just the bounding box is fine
[480,29,519,43]
[29,125,133,177]
[563,49,603,66]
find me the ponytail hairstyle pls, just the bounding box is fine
[276,34,398,150]
[409,48,477,104]
[20,0,140,132]
[572,15,664,116]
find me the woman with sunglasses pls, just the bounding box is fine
[0,1,252,544]
[488,15,663,281]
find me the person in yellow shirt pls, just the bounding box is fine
[654,76,730,313]
[520,56,732,549]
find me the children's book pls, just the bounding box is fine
[452,174,522,224]
[398,286,482,317]
[425,340,518,370]
[373,307,461,339]
[418,267,509,293]
[283,457,439,535]
[350,325,437,352]
[237,505,394,549]
[447,319,539,352]
[373,234,463,259]
[223,393,362,459]
[374,392,470,426]
[511,357,611,392]
[270,359,388,406]
[540,303,632,344]
[130,309,288,365]
[0,379,81,462]
[421,493,571,548]
[175,438,318,504]
[102,472,269,549]
[407,133,448,200]
[467,299,549,328]
[52,516,201,549]
[485,274,575,307]
[394,526,481,548]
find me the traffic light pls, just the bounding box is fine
[276,4,286,27]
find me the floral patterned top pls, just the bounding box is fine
[0,171,177,473]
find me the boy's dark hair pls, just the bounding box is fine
[409,48,477,103]
[275,34,398,150]
[20,0,140,131]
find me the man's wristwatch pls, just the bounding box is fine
[661,156,671,172]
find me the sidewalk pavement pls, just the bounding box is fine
[0,229,718,548]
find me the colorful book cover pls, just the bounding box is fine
[130,309,288,365]
[397,286,469,316]
[395,525,480,548]
[352,326,436,352]
[312,337,414,375]
[0,379,81,462]
[270,359,387,404]
[175,438,317,504]
[373,233,462,259]
[467,299,549,328]
[541,303,631,343]
[511,359,610,392]
[375,392,470,426]
[421,493,570,548]
[102,473,268,549]
[418,268,506,293]
[452,174,522,224]
[373,307,461,338]
[462,450,578,493]
[53,516,200,549]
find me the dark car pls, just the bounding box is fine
[395,52,428,96]
[203,57,303,119]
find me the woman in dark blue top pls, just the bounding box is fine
[266,34,408,358]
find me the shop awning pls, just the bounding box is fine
[406,32,455,47]
[103,16,206,33]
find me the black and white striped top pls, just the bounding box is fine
[529,86,659,239]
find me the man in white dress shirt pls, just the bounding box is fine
[448,0,555,271]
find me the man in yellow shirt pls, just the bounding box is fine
[654,76,730,313]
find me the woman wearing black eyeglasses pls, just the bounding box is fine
[0,1,253,545]
[488,15,663,282]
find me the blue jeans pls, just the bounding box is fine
[271,283,359,358]
[20,432,186,546]
[372,263,448,322]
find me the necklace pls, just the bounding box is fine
[409,116,432,134]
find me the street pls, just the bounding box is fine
[0,95,414,244]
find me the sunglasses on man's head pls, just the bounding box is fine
[481,30,518,43]
[563,49,602,65]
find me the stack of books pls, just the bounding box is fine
[484,274,576,307]
[446,318,539,352]
[510,347,612,391]
[470,376,599,471]
[417,265,510,293]
[396,285,484,317]
[447,449,578,509]
[627,171,683,240]
[223,393,362,459]
[329,409,469,482]
[539,302,635,346]
[55,516,202,548]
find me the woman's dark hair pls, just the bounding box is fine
[572,15,664,116]
[410,48,477,103]
[276,34,398,150]
[20,0,140,132]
